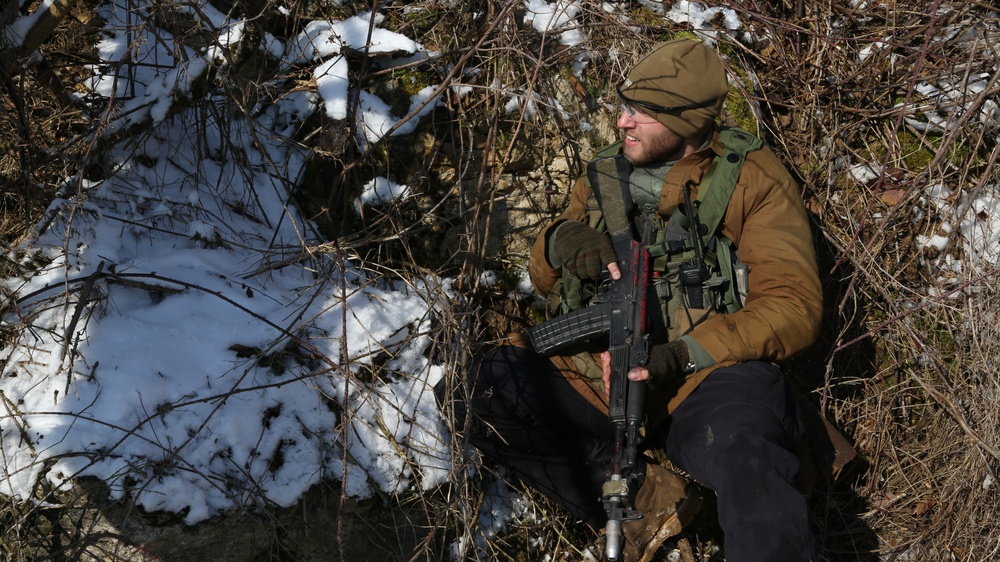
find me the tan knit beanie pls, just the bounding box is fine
[618,38,729,138]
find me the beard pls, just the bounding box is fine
[622,126,685,166]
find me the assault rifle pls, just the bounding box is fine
[527,230,652,561]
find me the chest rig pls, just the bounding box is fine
[554,128,762,339]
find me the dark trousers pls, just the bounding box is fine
[438,344,816,562]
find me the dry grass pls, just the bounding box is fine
[2,0,999,560]
[761,2,1000,560]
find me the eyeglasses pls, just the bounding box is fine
[620,103,660,123]
[616,81,718,114]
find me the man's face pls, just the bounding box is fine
[617,104,685,165]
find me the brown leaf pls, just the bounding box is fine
[878,189,908,206]
[914,498,935,516]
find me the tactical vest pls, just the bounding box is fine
[552,127,762,341]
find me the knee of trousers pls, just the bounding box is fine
[667,404,803,492]
[433,347,508,432]
[441,345,558,438]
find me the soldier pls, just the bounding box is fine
[439,38,824,561]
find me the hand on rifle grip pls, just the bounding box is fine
[599,351,650,398]
[601,341,690,397]
[645,341,690,388]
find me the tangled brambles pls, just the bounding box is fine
[2,0,999,560]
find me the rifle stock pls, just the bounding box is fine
[527,231,651,561]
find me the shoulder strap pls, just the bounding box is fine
[587,154,634,237]
[695,127,762,237]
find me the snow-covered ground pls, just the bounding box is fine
[2,1,458,525]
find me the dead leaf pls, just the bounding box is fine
[878,189,908,206]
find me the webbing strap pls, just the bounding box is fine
[696,128,762,238]
[587,155,634,237]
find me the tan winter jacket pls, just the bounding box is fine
[526,128,823,417]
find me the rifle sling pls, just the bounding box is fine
[587,155,634,238]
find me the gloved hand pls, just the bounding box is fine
[550,221,617,280]
[602,341,692,397]
[643,341,691,388]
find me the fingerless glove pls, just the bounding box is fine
[645,341,692,389]
[549,221,617,280]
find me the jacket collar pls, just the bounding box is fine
[657,127,721,214]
